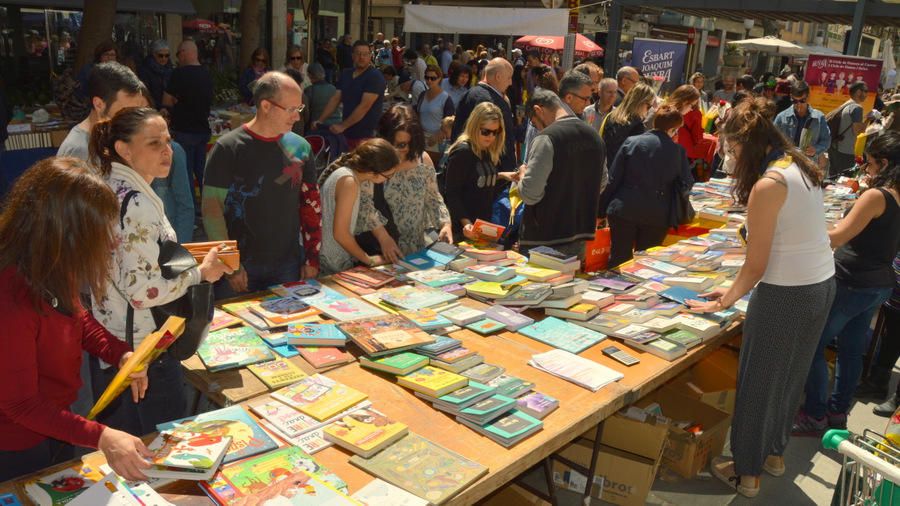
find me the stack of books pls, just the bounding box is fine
[338,314,436,357]
[282,322,354,370]
[333,265,399,294]
[528,246,581,274]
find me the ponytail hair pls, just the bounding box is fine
[89,107,163,177]
[318,138,400,185]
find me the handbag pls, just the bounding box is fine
[674,183,696,226]
[120,191,213,361]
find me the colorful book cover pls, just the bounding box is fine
[250,400,317,438]
[359,292,402,315]
[246,358,307,389]
[201,446,354,506]
[405,269,474,288]
[210,309,242,332]
[284,322,347,346]
[336,265,396,288]
[196,326,275,372]
[515,392,559,419]
[397,366,469,397]
[267,341,301,358]
[309,297,389,322]
[588,273,636,291]
[379,285,458,311]
[147,425,232,472]
[250,297,320,325]
[434,346,477,363]
[398,308,452,331]
[298,346,354,369]
[519,317,606,354]
[483,305,534,331]
[472,219,505,243]
[465,318,507,335]
[349,433,488,505]
[360,352,429,375]
[156,405,277,464]
[323,407,409,457]
[272,374,369,421]
[338,315,436,356]
[268,279,345,302]
[23,463,104,506]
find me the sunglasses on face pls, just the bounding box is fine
[290,56,303,61]
[480,128,501,137]
[156,53,170,59]
[425,75,439,81]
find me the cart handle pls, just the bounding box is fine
[823,429,900,484]
[822,429,850,450]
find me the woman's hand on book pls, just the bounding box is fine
[98,427,152,481]
[118,352,148,402]
[378,235,403,264]
[199,246,235,283]
[462,223,476,240]
[438,223,453,244]
[686,288,728,313]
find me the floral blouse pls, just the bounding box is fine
[355,158,452,255]
[92,162,200,356]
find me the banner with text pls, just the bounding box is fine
[805,54,883,115]
[631,38,687,95]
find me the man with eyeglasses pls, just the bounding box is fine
[313,40,385,149]
[203,72,322,297]
[558,70,594,117]
[138,40,173,110]
[614,66,640,106]
[774,81,831,167]
[163,40,213,192]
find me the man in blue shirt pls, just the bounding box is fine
[774,81,831,162]
[313,40,385,149]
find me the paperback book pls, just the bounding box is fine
[465,318,507,335]
[457,395,516,425]
[156,405,278,464]
[284,322,347,347]
[398,308,453,331]
[196,326,275,373]
[397,366,469,397]
[519,317,606,354]
[246,358,306,389]
[457,410,543,448]
[309,297,389,322]
[515,392,559,419]
[323,407,409,458]
[405,269,475,288]
[249,399,373,440]
[460,363,506,383]
[359,352,429,376]
[487,375,535,398]
[298,346,354,370]
[272,374,369,421]
[23,462,104,506]
[482,305,534,331]
[379,285,458,310]
[338,315,436,357]
[429,353,484,374]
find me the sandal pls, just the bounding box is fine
[711,456,760,498]
[763,455,785,477]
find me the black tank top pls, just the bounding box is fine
[835,188,900,288]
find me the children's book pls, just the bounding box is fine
[246,358,306,389]
[309,297,389,322]
[379,285,458,310]
[349,433,487,505]
[519,317,606,354]
[397,366,469,397]
[258,420,333,455]
[249,399,373,440]
[323,407,409,458]
[248,297,320,327]
[298,346,354,370]
[23,462,105,506]
[67,473,169,506]
[196,326,275,372]
[398,308,453,331]
[272,374,369,421]
[144,424,232,480]
[156,405,277,465]
[359,352,429,376]
[350,479,429,506]
[338,315,436,357]
[284,322,347,347]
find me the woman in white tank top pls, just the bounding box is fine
[688,97,835,498]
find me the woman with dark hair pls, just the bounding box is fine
[688,97,835,498]
[319,138,400,274]
[76,39,119,101]
[0,157,152,481]
[796,130,900,433]
[88,107,232,436]
[442,62,471,109]
[239,48,271,104]
[599,104,694,266]
[357,105,452,257]
[600,83,656,168]
[666,84,706,179]
[416,65,456,149]
[283,45,310,89]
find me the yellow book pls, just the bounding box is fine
[323,407,409,458]
[246,358,307,389]
[516,265,561,282]
[87,317,186,420]
[397,366,468,397]
[271,374,368,421]
[465,281,514,297]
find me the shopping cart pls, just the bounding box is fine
[823,429,900,505]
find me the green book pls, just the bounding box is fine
[359,352,429,376]
[457,395,516,425]
[458,409,544,448]
[424,382,496,411]
[661,328,702,349]
[486,374,535,398]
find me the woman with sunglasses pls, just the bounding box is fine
[444,102,518,241]
[239,48,270,104]
[283,45,310,89]
[319,138,400,275]
[795,130,900,435]
[138,40,173,109]
[357,105,453,259]
[416,65,456,154]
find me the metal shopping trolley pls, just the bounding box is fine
[823,429,900,505]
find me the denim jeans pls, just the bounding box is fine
[90,352,187,436]
[0,438,73,482]
[171,130,210,192]
[214,255,302,300]
[803,281,893,417]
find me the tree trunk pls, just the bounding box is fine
[239,0,261,70]
[75,0,117,69]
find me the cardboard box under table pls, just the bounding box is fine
[669,347,738,414]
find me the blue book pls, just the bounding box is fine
[398,246,458,271]
[284,322,347,346]
[519,317,606,354]
[156,405,278,464]
[659,286,706,306]
[416,335,461,356]
[266,341,300,358]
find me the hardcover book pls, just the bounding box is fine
[24,462,104,506]
[397,366,469,397]
[323,407,409,458]
[519,317,606,354]
[338,315,436,357]
[196,326,275,372]
[272,374,369,421]
[246,358,306,389]
[145,424,232,480]
[156,405,277,464]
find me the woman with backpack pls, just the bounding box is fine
[416,64,455,156]
[88,107,232,436]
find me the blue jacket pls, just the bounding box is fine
[151,142,194,242]
[774,106,831,157]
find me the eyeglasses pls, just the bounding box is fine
[267,100,305,115]
[480,128,501,137]
[424,75,439,82]
[394,142,410,149]
[156,53,170,59]
[378,171,396,181]
[290,56,303,61]
[569,92,592,102]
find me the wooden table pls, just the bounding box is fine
[1,284,741,506]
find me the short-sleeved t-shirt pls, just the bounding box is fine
[166,65,213,134]
[204,126,313,264]
[57,125,91,162]
[338,66,385,139]
[837,102,863,154]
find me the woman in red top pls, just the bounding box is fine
[667,84,703,160]
[0,157,153,482]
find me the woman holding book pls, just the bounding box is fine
[795,130,900,435]
[89,107,232,437]
[0,157,153,481]
[356,104,452,257]
[319,138,400,275]
[599,104,694,267]
[687,97,835,498]
[443,102,519,241]
[600,82,656,169]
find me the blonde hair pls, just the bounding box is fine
[451,102,505,165]
[665,84,700,111]
[609,82,655,125]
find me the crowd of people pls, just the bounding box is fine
[0,34,899,500]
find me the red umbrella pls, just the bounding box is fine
[182,19,220,34]
[515,34,604,58]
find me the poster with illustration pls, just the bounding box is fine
[805,54,883,114]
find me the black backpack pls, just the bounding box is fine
[826,101,854,144]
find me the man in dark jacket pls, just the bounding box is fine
[518,88,606,258]
[451,58,517,171]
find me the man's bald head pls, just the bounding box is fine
[484,58,514,93]
[178,40,199,64]
[616,66,639,93]
[254,71,303,133]
[253,71,301,107]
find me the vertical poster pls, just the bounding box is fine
[805,54,883,114]
[631,38,688,95]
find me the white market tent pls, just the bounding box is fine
[403,4,569,37]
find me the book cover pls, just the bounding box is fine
[438,305,485,325]
[658,286,705,306]
[359,292,402,315]
[359,352,429,375]
[24,462,104,506]
[146,426,231,478]
[464,281,520,299]
[588,273,636,292]
[464,265,516,282]
[661,328,702,349]
[379,285,458,310]
[249,297,320,326]
[519,317,606,354]
[545,303,599,321]
[398,308,453,331]
[66,473,165,506]
[431,382,496,407]
[515,392,559,419]
[495,282,552,306]
[267,341,300,358]
[430,353,484,374]
[397,366,469,397]
[247,358,307,389]
[487,375,535,398]
[460,363,506,384]
[309,297,389,322]
[269,279,345,302]
[156,405,277,464]
[349,433,487,505]
[250,399,373,441]
[350,479,429,506]
[465,318,507,335]
[338,315,436,357]
[635,258,685,275]
[472,219,505,243]
[516,266,561,282]
[434,346,477,363]
[202,446,353,506]
[272,374,369,421]
[482,305,534,331]
[405,269,474,288]
[459,410,543,447]
[415,335,461,356]
[458,395,515,422]
[284,322,347,347]
[298,347,354,369]
[196,326,275,372]
[323,407,409,457]
[336,265,396,288]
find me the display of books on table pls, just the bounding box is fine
[338,314,436,357]
[457,409,544,448]
[323,407,409,458]
[529,349,623,392]
[196,326,275,372]
[246,358,306,389]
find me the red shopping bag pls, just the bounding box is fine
[583,223,611,273]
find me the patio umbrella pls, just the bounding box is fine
[794,44,843,59]
[183,19,220,34]
[515,34,604,58]
[729,36,806,56]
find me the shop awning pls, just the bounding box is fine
[3,0,196,15]
[403,4,569,36]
